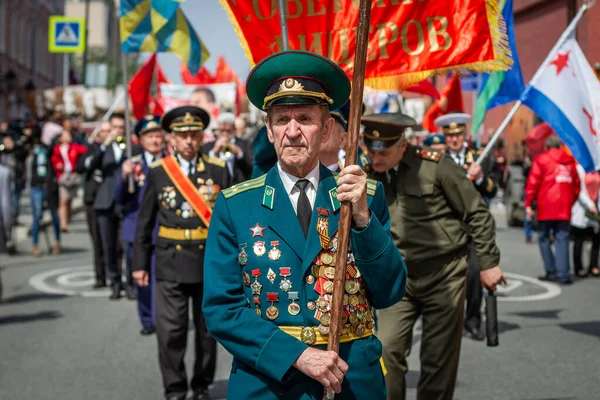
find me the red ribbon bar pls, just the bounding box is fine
[253,296,260,305]
[279,267,291,276]
[270,241,279,246]
[252,269,261,277]
[267,292,279,302]
[317,208,330,217]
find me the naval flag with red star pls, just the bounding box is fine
[522,33,600,172]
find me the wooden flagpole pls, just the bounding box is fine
[324,0,372,398]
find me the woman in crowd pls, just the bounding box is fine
[571,164,600,278]
[51,130,86,232]
[28,130,61,257]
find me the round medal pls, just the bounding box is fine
[253,241,266,257]
[349,312,359,325]
[356,324,365,336]
[357,294,366,305]
[279,279,292,292]
[318,324,330,335]
[268,245,281,261]
[307,301,316,311]
[266,305,279,320]
[320,313,331,327]
[349,295,359,308]
[320,253,334,265]
[342,294,349,306]
[324,267,336,280]
[341,313,349,324]
[305,275,315,284]
[345,279,360,295]
[323,281,334,294]
[288,302,300,316]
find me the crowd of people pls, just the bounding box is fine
[0,51,590,400]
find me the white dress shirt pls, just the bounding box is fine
[144,151,158,166]
[209,137,244,178]
[177,154,198,177]
[111,142,124,163]
[277,162,319,215]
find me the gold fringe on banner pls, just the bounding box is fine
[219,0,513,91]
[218,0,255,68]
[365,0,513,90]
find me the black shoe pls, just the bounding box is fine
[124,285,136,300]
[192,389,212,400]
[92,282,107,289]
[463,324,485,341]
[109,284,121,300]
[140,327,155,336]
[559,278,573,285]
[538,274,559,282]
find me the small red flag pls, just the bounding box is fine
[421,74,463,133]
[129,54,156,120]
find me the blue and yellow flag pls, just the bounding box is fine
[120,0,209,75]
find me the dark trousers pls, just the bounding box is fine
[85,205,105,285]
[465,240,483,329]
[378,255,468,400]
[155,279,217,398]
[538,220,571,280]
[122,241,135,287]
[571,226,600,272]
[96,209,123,286]
[132,243,155,329]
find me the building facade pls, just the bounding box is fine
[0,0,66,122]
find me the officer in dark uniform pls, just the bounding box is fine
[116,115,167,335]
[364,112,506,400]
[132,106,230,400]
[435,112,498,340]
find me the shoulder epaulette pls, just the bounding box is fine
[367,178,378,196]
[150,159,164,169]
[416,148,441,163]
[222,174,267,199]
[130,154,142,162]
[203,155,226,168]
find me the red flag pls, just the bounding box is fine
[404,80,440,100]
[151,62,171,116]
[129,54,156,120]
[421,74,463,133]
[214,56,245,115]
[180,61,214,85]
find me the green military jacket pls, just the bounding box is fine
[371,144,500,271]
[203,163,406,399]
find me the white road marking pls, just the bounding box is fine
[496,272,562,302]
[29,266,110,297]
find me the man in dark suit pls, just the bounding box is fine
[88,112,132,300]
[116,115,166,336]
[133,106,230,400]
[76,122,110,288]
[205,112,252,184]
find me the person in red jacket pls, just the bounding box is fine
[525,135,580,284]
[51,130,87,232]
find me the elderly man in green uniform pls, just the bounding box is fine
[436,112,498,341]
[203,51,407,399]
[363,113,506,400]
[133,106,230,400]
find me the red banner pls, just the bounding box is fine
[220,0,511,89]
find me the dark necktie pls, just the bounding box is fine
[295,179,312,237]
[187,162,194,180]
[385,169,398,205]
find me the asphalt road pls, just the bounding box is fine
[1,203,599,400]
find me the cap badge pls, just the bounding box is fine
[183,112,195,124]
[280,78,304,92]
[147,121,158,129]
[433,137,440,144]
[372,130,380,138]
[449,122,457,129]
[145,114,154,121]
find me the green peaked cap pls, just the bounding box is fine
[246,51,350,111]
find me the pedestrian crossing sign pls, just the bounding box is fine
[48,16,86,53]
